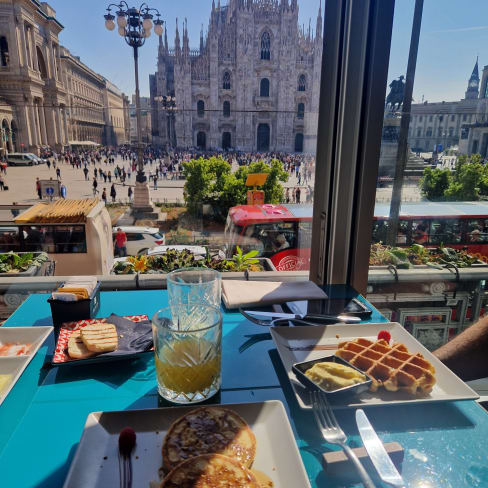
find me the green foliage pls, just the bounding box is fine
[420,168,451,200]
[232,245,260,271]
[445,161,484,201]
[419,153,488,201]
[0,251,48,273]
[111,248,265,274]
[182,157,289,218]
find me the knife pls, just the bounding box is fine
[356,409,406,487]
[243,310,361,323]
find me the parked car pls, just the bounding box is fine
[7,153,41,166]
[112,226,165,256]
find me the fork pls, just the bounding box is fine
[311,391,376,488]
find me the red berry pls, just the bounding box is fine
[377,330,391,343]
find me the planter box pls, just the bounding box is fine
[0,252,47,277]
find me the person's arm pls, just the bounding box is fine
[433,315,488,381]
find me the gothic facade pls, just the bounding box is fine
[150,0,323,154]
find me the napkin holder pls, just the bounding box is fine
[48,281,101,337]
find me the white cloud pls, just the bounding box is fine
[430,25,488,34]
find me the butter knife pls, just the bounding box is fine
[356,409,405,488]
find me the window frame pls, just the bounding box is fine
[260,78,270,97]
[310,0,395,292]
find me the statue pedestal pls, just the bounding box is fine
[132,182,160,220]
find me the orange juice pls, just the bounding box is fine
[155,337,221,394]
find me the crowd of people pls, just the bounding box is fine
[25,145,316,204]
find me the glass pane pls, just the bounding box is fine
[367,1,487,351]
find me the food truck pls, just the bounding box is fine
[0,199,113,275]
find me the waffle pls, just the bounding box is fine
[336,338,436,395]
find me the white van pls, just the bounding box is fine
[7,153,39,166]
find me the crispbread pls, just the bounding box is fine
[80,323,118,353]
[67,330,96,359]
[160,454,260,488]
[162,407,257,471]
[336,338,436,395]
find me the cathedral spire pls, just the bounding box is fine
[175,18,181,58]
[164,23,168,54]
[465,56,480,100]
[291,0,298,11]
[183,18,189,57]
[316,0,323,39]
[200,24,204,53]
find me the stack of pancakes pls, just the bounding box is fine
[160,407,264,487]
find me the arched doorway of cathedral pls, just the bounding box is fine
[222,132,231,150]
[295,133,304,153]
[36,47,48,79]
[257,124,270,152]
[197,131,206,150]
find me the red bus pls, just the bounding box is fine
[225,202,488,271]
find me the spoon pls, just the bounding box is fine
[118,427,136,488]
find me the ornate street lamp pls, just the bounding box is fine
[154,95,177,150]
[104,2,164,211]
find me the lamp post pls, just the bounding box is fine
[104,2,163,212]
[154,95,177,150]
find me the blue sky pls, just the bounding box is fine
[48,0,488,101]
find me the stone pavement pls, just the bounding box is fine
[0,155,314,206]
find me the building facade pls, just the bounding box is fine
[60,46,106,145]
[150,0,323,153]
[0,0,68,154]
[409,60,479,153]
[0,0,129,155]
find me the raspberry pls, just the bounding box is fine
[377,330,391,343]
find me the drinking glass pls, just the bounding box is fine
[152,303,222,404]
[167,267,221,308]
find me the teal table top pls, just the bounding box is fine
[1,286,488,488]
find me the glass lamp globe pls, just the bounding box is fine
[105,18,115,31]
[117,14,127,28]
[143,29,151,38]
[154,23,163,37]
[118,26,126,37]
[143,17,153,31]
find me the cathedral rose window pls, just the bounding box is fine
[261,31,271,60]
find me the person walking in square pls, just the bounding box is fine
[128,186,133,202]
[92,177,98,196]
[110,183,117,203]
[83,167,89,181]
[56,168,61,180]
[36,178,41,199]
[101,188,107,205]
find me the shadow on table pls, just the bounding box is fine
[34,442,78,488]
[39,353,154,389]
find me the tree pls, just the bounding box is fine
[182,157,289,218]
[445,160,484,201]
[419,168,450,200]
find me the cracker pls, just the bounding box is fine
[67,330,97,359]
[80,323,118,353]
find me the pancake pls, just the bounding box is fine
[160,453,260,488]
[162,407,256,471]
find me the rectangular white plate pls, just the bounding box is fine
[270,322,479,409]
[63,400,311,488]
[0,326,53,406]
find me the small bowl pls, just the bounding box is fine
[292,355,372,398]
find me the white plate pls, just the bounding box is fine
[0,326,53,406]
[63,400,311,488]
[270,322,479,409]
